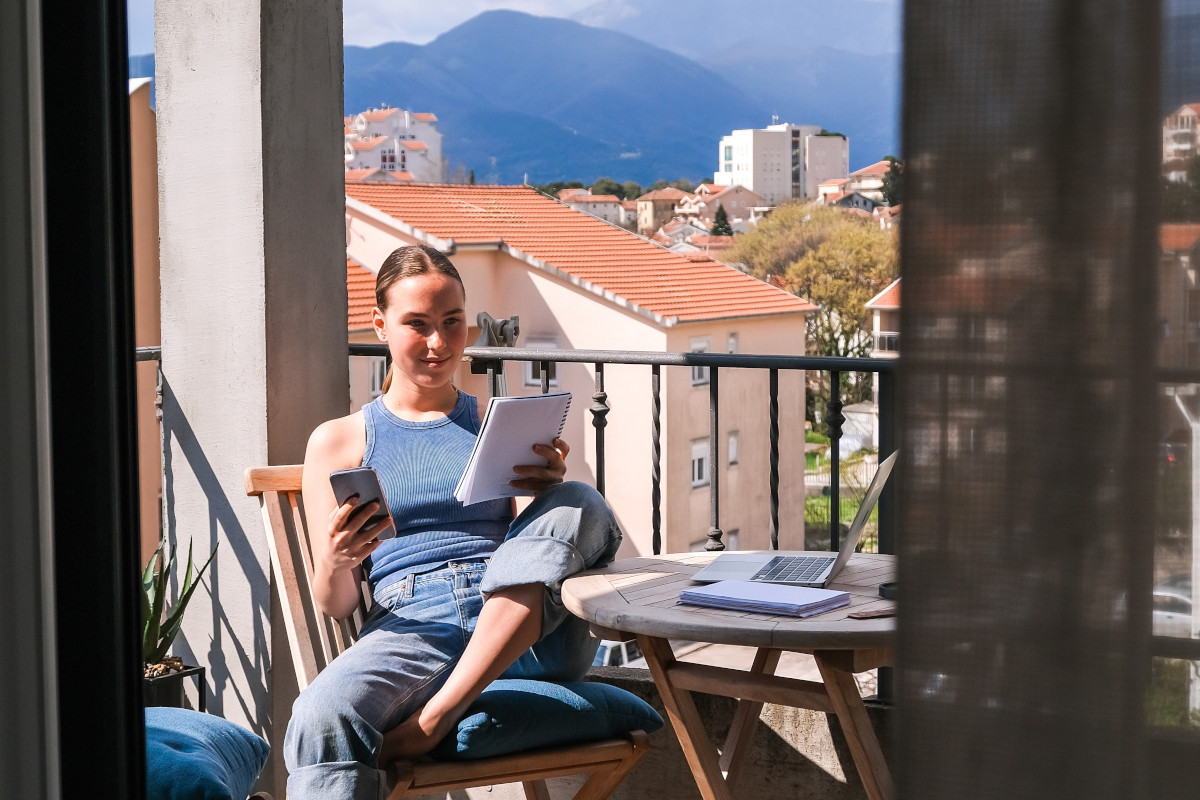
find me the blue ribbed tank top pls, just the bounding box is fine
[361,391,513,595]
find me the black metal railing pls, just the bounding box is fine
[351,341,898,556]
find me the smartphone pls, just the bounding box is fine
[329,466,396,540]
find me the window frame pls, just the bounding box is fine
[691,438,710,487]
[690,337,711,386]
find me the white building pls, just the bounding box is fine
[713,123,849,205]
[1163,103,1200,181]
[344,106,444,182]
[560,192,624,225]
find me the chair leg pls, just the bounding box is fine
[522,779,552,800]
[570,731,651,800]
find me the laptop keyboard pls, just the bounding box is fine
[750,555,836,583]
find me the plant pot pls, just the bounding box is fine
[143,664,206,710]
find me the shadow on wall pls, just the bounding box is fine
[160,377,271,732]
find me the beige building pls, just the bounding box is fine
[343,182,816,556]
[344,107,444,182]
[130,78,161,563]
[636,186,689,235]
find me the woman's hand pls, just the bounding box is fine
[321,497,387,572]
[509,437,569,494]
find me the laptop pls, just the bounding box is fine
[690,450,897,587]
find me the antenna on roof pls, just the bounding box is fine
[771,114,779,125]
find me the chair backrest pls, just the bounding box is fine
[244,465,369,691]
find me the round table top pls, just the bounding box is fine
[562,551,896,651]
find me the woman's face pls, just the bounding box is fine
[373,272,467,393]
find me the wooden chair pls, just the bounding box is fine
[244,465,650,800]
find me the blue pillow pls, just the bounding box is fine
[145,707,269,800]
[432,679,663,761]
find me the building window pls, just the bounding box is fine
[368,356,388,400]
[727,333,739,354]
[724,145,733,161]
[690,337,710,385]
[381,148,395,171]
[728,431,739,466]
[724,164,732,172]
[523,339,559,387]
[691,439,710,487]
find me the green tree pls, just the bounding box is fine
[724,204,898,427]
[710,205,734,236]
[622,180,643,200]
[1163,155,1200,222]
[880,157,903,206]
[590,176,624,198]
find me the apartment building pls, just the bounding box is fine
[1163,103,1200,181]
[713,122,849,205]
[344,106,444,182]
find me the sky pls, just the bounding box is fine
[126,0,600,55]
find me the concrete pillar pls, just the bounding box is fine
[156,0,346,793]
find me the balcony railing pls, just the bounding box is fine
[349,341,898,557]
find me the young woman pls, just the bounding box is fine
[284,244,622,798]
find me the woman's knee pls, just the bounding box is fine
[547,481,620,566]
[285,685,378,769]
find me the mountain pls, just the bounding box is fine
[706,41,900,167]
[344,10,768,184]
[570,0,902,59]
[1164,13,1200,114]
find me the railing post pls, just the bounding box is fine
[706,367,724,551]
[825,371,844,551]
[651,365,662,555]
[769,368,780,550]
[877,369,896,555]
[591,363,609,496]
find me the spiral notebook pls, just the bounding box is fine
[454,392,572,505]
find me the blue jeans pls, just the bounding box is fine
[283,481,622,799]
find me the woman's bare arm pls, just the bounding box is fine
[302,413,381,620]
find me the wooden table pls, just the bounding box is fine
[562,551,896,800]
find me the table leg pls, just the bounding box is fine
[814,652,895,800]
[718,647,780,785]
[636,634,733,800]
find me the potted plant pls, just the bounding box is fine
[141,536,217,708]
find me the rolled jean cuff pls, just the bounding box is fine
[480,535,585,598]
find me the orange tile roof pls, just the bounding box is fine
[344,183,816,323]
[401,140,428,151]
[360,108,400,121]
[820,177,850,186]
[350,135,386,151]
[866,278,901,309]
[347,258,377,331]
[621,200,637,210]
[697,183,723,193]
[557,188,589,200]
[852,160,892,177]
[411,112,438,122]
[638,187,689,202]
[1161,224,1200,252]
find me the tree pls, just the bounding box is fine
[622,180,643,201]
[880,157,903,206]
[724,204,898,427]
[590,176,624,198]
[710,204,734,236]
[1163,155,1200,222]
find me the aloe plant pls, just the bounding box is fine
[141,537,218,666]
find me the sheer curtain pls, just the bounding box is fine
[897,1,1165,798]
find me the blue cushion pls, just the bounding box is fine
[431,679,663,761]
[145,707,269,800]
